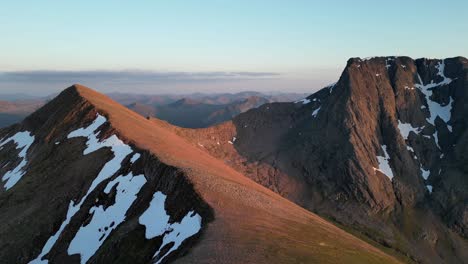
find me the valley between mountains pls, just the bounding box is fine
[0,56,467,264]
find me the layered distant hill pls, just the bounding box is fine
[0,85,398,264]
[128,96,271,128]
[107,91,307,106]
[119,92,307,128]
[0,99,46,128]
[0,92,307,129]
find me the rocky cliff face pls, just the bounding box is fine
[169,56,468,263]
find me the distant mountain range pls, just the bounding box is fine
[110,91,308,128]
[107,91,307,106]
[0,91,307,128]
[0,99,46,128]
[0,93,44,101]
[127,96,273,128]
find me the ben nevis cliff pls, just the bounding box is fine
[0,56,467,264]
[158,56,468,263]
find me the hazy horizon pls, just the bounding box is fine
[1,1,467,95]
[0,67,340,96]
[0,83,312,99]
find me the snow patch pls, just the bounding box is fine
[312,107,321,118]
[434,131,441,149]
[30,114,134,264]
[327,82,337,94]
[385,58,393,69]
[227,137,237,144]
[426,185,433,193]
[421,168,430,180]
[374,145,394,179]
[415,60,453,128]
[68,173,147,264]
[139,191,202,264]
[397,121,423,140]
[67,115,106,144]
[0,131,35,190]
[130,153,141,163]
[295,98,311,105]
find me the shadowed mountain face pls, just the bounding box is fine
[164,56,468,263]
[0,85,400,264]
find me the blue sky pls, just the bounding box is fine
[1,0,467,95]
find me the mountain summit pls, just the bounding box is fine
[0,84,399,263]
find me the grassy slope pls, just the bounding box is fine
[74,84,401,264]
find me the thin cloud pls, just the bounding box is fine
[0,69,334,96]
[0,70,280,85]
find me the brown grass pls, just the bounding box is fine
[73,84,401,263]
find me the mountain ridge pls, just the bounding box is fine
[0,84,400,263]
